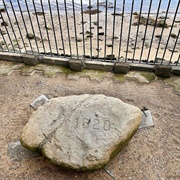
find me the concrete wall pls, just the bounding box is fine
[0,52,179,77]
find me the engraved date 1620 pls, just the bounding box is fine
[75,117,110,131]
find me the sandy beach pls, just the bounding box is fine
[0,9,179,62]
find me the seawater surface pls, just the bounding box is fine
[1,0,179,14]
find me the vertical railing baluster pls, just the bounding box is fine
[0,29,5,51]
[0,26,5,51]
[97,0,99,60]
[154,0,172,65]
[147,0,162,63]
[72,0,79,59]
[169,29,180,65]
[125,0,134,62]
[24,0,39,54]
[104,0,108,60]
[176,54,180,66]
[132,0,144,62]
[3,0,21,53]
[0,12,11,52]
[162,1,180,64]
[17,0,34,53]
[139,0,153,63]
[111,0,117,61]
[48,0,59,56]
[9,0,27,53]
[89,0,92,60]
[118,0,125,62]
[80,0,85,59]
[64,0,72,57]
[32,0,46,55]
[0,4,15,52]
[40,0,52,56]
[56,0,65,57]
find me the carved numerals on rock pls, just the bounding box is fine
[75,117,110,131]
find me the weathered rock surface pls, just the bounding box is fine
[20,94,141,171]
[133,15,169,28]
[45,24,52,30]
[26,33,35,39]
[1,21,8,26]
[0,8,6,13]
[170,33,177,39]
[82,9,102,15]
[0,29,7,35]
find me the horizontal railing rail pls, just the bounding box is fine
[0,0,179,66]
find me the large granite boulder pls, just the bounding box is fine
[20,94,141,171]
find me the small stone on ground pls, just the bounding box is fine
[139,110,154,129]
[30,94,49,109]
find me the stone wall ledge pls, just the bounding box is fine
[0,52,179,76]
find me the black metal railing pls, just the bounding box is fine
[0,0,179,65]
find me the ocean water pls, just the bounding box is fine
[1,0,180,14]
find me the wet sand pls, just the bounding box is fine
[0,10,179,62]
